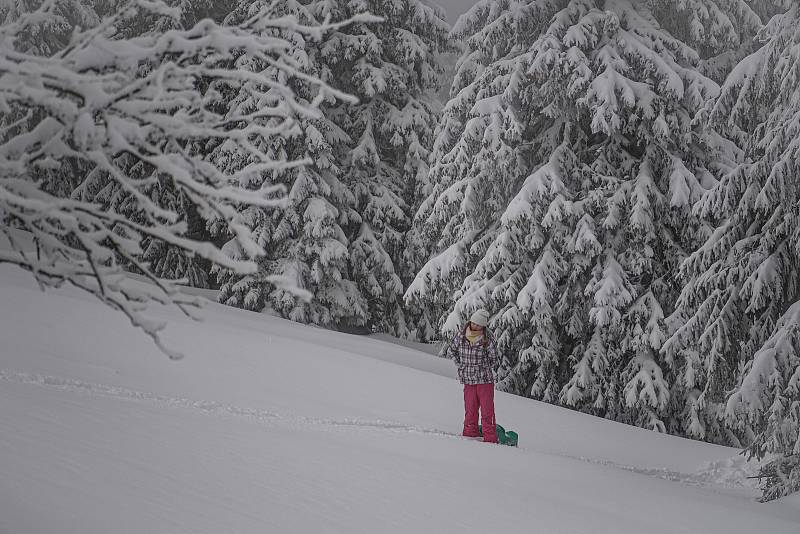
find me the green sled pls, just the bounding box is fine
[478,424,518,447]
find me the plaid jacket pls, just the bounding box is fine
[448,330,498,385]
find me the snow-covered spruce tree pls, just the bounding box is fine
[409,0,733,432]
[213,0,450,333]
[532,1,732,432]
[405,0,566,343]
[0,1,347,356]
[211,0,368,327]
[310,0,451,335]
[664,1,800,500]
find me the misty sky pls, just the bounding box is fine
[433,0,479,24]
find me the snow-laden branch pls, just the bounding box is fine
[0,1,360,358]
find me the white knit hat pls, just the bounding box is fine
[469,309,490,327]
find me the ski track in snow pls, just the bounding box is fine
[0,368,749,492]
[0,368,462,437]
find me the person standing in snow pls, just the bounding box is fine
[447,309,499,443]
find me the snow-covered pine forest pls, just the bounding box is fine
[1,0,799,503]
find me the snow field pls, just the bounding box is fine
[1,265,799,533]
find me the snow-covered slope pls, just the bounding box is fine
[1,265,799,534]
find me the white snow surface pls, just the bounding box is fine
[1,265,799,534]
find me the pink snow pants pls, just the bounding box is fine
[463,383,497,443]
